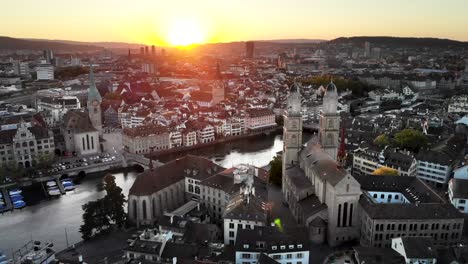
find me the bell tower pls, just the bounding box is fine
[319,80,340,160]
[212,62,225,104]
[282,82,303,192]
[87,65,103,134]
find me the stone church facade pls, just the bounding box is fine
[282,81,361,247]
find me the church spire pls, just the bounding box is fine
[215,61,222,80]
[337,119,347,166]
[88,64,102,103]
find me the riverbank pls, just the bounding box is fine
[147,126,282,160]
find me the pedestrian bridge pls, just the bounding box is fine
[122,151,163,169]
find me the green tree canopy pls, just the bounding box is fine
[80,174,127,240]
[301,75,376,97]
[394,129,427,152]
[269,156,282,187]
[373,134,390,148]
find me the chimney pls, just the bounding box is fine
[170,215,174,224]
[197,203,200,211]
[78,255,83,263]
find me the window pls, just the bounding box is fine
[280,245,286,250]
[241,253,251,259]
[286,254,292,259]
[229,223,234,229]
[288,245,294,249]
[229,231,234,238]
[297,244,303,249]
[460,200,466,204]
[272,246,277,250]
[238,223,243,229]
[297,253,303,258]
[272,255,281,260]
[243,244,249,249]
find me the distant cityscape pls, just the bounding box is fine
[1,35,468,264]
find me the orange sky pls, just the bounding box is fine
[1,0,468,46]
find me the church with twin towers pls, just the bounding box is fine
[282,80,361,246]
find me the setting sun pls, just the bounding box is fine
[166,20,205,47]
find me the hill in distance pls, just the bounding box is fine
[329,36,468,48]
[0,36,104,51]
[257,39,326,44]
[24,38,144,49]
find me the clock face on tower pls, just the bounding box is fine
[92,100,99,107]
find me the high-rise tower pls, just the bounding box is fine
[282,82,303,193]
[319,81,340,160]
[87,65,103,134]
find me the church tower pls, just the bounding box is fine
[87,65,103,134]
[212,62,225,104]
[282,82,303,192]
[319,81,340,160]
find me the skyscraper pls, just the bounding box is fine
[145,46,149,56]
[364,42,371,58]
[246,41,255,59]
[43,50,54,64]
[151,45,156,56]
[140,47,144,55]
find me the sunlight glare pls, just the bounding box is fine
[167,20,205,47]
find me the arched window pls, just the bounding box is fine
[349,203,353,227]
[29,141,34,146]
[337,204,341,227]
[328,119,334,129]
[152,197,157,218]
[170,189,175,209]
[22,142,28,147]
[158,194,163,214]
[142,200,147,220]
[15,143,20,148]
[132,200,137,220]
[342,202,348,227]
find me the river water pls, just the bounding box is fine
[0,133,309,256]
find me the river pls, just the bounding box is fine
[0,132,310,256]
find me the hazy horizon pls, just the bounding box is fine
[2,0,468,46]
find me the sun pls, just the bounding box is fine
[166,20,205,47]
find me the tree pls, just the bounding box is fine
[372,166,399,176]
[394,129,427,152]
[79,174,127,240]
[79,199,111,240]
[37,153,55,169]
[269,156,282,186]
[373,134,390,148]
[103,174,127,228]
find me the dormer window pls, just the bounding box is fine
[289,245,294,249]
[243,244,249,249]
[280,245,286,250]
[272,246,277,250]
[297,244,303,249]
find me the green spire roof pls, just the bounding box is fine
[88,65,102,102]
